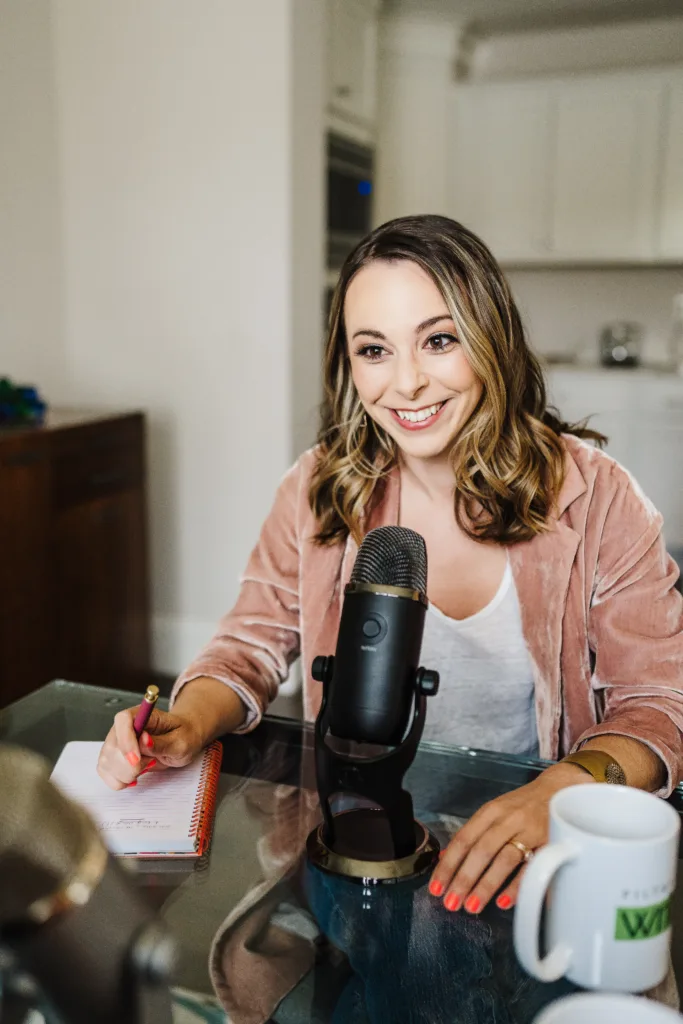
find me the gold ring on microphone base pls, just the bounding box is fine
[306,809,440,882]
[508,838,534,863]
[27,818,109,925]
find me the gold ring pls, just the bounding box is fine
[508,838,534,863]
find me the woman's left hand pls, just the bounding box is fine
[428,762,594,915]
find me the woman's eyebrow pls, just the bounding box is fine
[415,314,453,333]
[351,327,386,340]
[351,314,453,342]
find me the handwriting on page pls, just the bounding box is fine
[50,741,207,854]
[87,771,201,833]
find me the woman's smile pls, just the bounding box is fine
[388,400,449,431]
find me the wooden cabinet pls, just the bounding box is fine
[0,411,150,706]
[0,435,52,706]
[450,68,683,265]
[327,0,379,139]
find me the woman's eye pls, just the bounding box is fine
[426,333,458,353]
[356,344,385,362]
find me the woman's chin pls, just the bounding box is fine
[391,426,457,461]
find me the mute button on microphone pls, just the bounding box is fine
[361,616,385,641]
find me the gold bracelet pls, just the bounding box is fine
[562,749,627,785]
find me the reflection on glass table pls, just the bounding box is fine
[2,681,682,1024]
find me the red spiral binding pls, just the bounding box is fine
[187,740,223,856]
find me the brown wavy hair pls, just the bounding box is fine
[310,214,605,546]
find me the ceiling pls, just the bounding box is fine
[383,0,683,33]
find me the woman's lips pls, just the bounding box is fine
[388,400,448,431]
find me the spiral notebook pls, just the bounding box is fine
[50,740,222,858]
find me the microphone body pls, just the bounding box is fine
[328,587,426,745]
[0,744,175,1024]
[309,526,440,874]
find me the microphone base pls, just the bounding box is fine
[306,808,440,882]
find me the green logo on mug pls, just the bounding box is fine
[615,897,671,941]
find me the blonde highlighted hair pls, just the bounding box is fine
[310,214,604,546]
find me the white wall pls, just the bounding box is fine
[0,0,324,676]
[509,267,683,364]
[375,16,460,226]
[0,0,65,393]
[291,0,326,458]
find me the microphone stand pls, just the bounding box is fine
[310,655,439,864]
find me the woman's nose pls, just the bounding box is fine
[393,354,428,401]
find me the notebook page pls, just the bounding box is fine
[50,741,206,855]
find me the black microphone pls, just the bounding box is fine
[326,526,430,746]
[0,745,175,1024]
[308,526,440,876]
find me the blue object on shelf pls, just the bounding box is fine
[0,376,47,425]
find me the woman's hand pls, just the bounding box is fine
[97,706,204,790]
[428,762,594,914]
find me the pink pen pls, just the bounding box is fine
[133,684,160,737]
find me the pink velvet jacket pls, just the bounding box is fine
[172,434,683,796]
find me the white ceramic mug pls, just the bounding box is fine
[514,784,680,992]
[533,992,683,1023]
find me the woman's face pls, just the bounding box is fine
[345,260,483,463]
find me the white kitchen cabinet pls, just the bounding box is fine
[658,77,683,259]
[551,76,663,261]
[546,368,683,548]
[449,68,683,265]
[451,84,553,261]
[327,0,379,138]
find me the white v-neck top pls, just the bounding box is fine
[420,559,539,756]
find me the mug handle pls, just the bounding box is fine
[513,840,579,982]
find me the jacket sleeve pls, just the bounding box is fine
[575,465,683,795]
[170,457,306,733]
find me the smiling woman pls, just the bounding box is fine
[310,215,602,548]
[98,214,683,930]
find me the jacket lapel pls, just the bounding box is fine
[508,522,580,759]
[507,447,587,759]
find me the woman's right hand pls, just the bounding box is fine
[97,705,204,790]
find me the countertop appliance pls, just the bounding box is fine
[599,322,643,367]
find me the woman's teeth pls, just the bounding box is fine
[395,402,444,423]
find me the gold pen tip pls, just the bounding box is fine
[144,684,160,704]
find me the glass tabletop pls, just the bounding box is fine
[2,680,682,1024]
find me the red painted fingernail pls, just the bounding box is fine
[143,732,154,749]
[496,894,512,910]
[444,892,460,912]
[138,759,157,777]
[465,895,481,914]
[126,751,141,766]
[429,880,444,897]
[127,780,138,787]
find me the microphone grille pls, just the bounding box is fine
[350,526,427,594]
